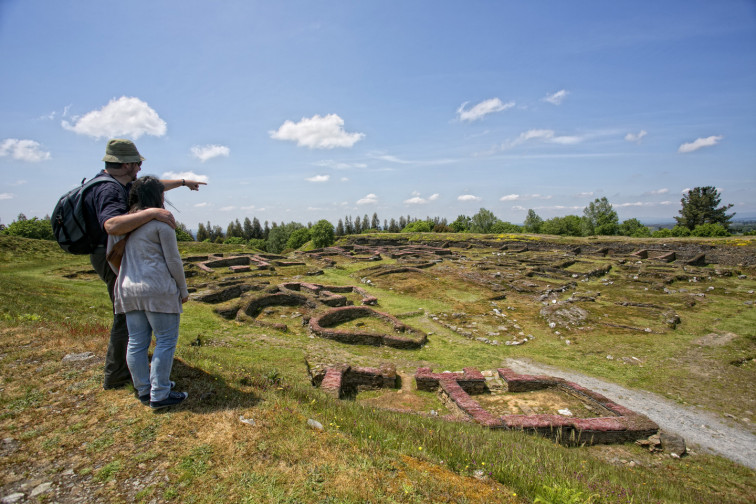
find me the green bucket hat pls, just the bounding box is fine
[102,139,145,163]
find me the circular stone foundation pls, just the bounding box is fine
[308,306,427,349]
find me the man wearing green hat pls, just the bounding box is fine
[85,138,206,390]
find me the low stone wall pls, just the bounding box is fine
[240,292,309,318]
[412,366,658,445]
[314,363,398,398]
[196,254,273,273]
[279,282,378,306]
[309,306,427,349]
[415,367,486,394]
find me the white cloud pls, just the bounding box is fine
[404,197,426,204]
[306,174,330,183]
[0,139,51,162]
[0,193,14,200]
[357,193,378,205]
[678,135,723,153]
[270,114,364,149]
[500,194,520,201]
[502,129,587,150]
[458,194,481,202]
[240,205,257,211]
[191,144,230,162]
[371,154,411,164]
[162,171,209,184]
[457,98,515,122]
[648,188,669,195]
[543,89,569,105]
[340,177,349,182]
[577,191,594,198]
[314,160,367,170]
[194,202,209,208]
[625,130,648,143]
[61,96,167,139]
[404,192,440,205]
[549,135,582,145]
[220,206,236,211]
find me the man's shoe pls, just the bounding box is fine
[137,381,177,406]
[150,391,188,410]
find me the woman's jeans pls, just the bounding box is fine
[125,311,180,402]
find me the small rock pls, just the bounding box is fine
[660,431,687,457]
[558,409,573,416]
[473,469,487,480]
[307,419,324,431]
[1,493,25,504]
[62,352,95,362]
[30,483,52,498]
[239,415,256,426]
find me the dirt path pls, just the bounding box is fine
[505,358,756,470]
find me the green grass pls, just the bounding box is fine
[1,235,755,503]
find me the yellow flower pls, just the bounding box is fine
[418,447,423,451]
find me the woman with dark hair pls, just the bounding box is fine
[109,176,189,409]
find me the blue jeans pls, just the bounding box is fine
[125,311,180,402]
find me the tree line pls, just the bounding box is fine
[1,186,748,250]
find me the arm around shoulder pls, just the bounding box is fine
[104,208,176,235]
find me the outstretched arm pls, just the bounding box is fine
[161,179,207,191]
[104,208,176,235]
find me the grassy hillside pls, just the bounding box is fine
[1,235,754,503]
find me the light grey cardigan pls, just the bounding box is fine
[110,220,189,314]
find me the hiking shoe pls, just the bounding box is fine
[150,391,188,410]
[137,381,177,406]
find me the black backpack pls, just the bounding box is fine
[51,176,122,254]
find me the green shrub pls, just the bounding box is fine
[310,220,335,248]
[247,238,266,251]
[175,227,194,241]
[490,221,522,233]
[286,228,311,249]
[652,228,672,238]
[619,218,650,237]
[401,220,432,233]
[2,217,54,240]
[224,236,246,245]
[541,215,583,236]
[692,223,730,237]
[670,225,691,237]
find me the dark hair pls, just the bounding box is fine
[105,161,126,171]
[128,176,165,212]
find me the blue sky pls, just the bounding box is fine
[1,1,755,230]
